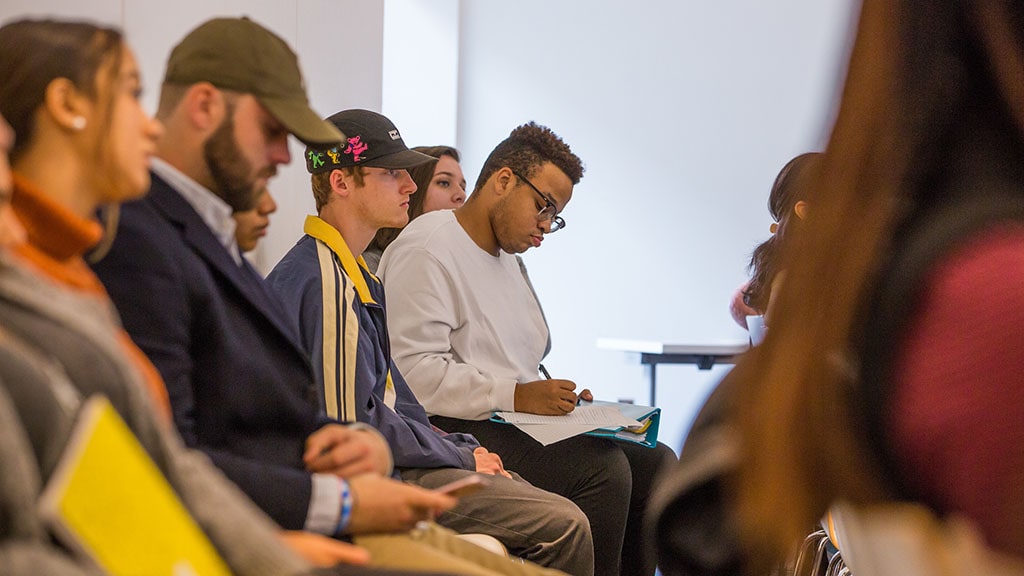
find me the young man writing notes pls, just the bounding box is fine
[378,122,677,576]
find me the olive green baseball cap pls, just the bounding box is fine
[164,17,343,146]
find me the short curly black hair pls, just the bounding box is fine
[473,122,584,194]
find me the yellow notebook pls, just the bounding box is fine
[38,396,231,576]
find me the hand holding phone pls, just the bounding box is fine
[435,474,489,498]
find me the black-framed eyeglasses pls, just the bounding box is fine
[511,170,566,233]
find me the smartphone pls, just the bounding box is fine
[436,474,490,498]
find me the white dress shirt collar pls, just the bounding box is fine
[150,157,241,265]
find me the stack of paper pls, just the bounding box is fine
[614,415,655,443]
[493,402,659,447]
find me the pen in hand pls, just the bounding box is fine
[540,364,590,406]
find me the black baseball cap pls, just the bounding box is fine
[164,17,343,146]
[305,109,434,174]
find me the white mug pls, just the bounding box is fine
[747,315,767,346]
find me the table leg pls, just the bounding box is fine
[647,363,657,406]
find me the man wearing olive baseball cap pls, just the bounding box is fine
[161,17,342,150]
[150,16,343,216]
[92,18,459,566]
[266,109,594,575]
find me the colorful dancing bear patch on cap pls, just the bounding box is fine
[305,109,436,174]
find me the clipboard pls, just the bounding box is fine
[38,395,231,576]
[580,400,661,448]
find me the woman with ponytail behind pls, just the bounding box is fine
[739,152,820,343]
[364,145,466,273]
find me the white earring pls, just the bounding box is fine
[70,116,86,131]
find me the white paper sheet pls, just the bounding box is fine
[495,406,641,427]
[510,423,603,446]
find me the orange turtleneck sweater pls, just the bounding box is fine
[10,173,172,421]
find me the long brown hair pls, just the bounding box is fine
[368,145,460,254]
[733,0,1024,567]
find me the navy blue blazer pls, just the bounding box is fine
[92,173,331,530]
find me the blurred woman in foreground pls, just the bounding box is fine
[733,0,1024,569]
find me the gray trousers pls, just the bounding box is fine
[401,468,594,576]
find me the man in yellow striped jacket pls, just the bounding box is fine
[267,109,594,576]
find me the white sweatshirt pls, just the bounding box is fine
[378,210,548,420]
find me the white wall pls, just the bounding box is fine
[382,0,460,146]
[1,0,857,451]
[456,1,856,450]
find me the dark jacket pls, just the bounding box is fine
[91,173,331,530]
